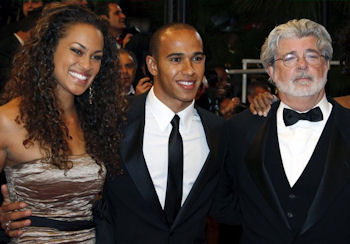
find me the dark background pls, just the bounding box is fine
[2,0,350,97]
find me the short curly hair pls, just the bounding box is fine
[2,3,127,175]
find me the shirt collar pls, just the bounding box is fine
[127,85,135,95]
[277,94,332,127]
[146,87,195,132]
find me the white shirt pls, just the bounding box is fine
[277,95,332,187]
[143,88,209,208]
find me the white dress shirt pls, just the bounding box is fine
[277,95,332,187]
[143,88,209,208]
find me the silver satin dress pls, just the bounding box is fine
[4,154,106,244]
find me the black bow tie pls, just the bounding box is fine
[283,107,323,126]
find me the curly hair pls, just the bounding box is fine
[2,3,127,175]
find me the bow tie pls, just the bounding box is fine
[283,107,323,126]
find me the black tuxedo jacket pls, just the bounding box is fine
[95,93,227,244]
[213,99,350,244]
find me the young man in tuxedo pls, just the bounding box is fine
[213,19,350,243]
[94,22,227,244]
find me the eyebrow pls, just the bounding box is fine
[166,51,205,58]
[304,48,320,53]
[73,42,103,54]
[284,48,319,56]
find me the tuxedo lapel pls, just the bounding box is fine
[245,104,291,230]
[121,95,166,222]
[301,108,350,234]
[171,108,221,229]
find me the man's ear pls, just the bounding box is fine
[267,65,274,80]
[325,59,330,71]
[146,55,158,76]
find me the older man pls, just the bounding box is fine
[117,48,152,96]
[213,19,350,243]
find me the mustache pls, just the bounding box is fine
[292,73,314,82]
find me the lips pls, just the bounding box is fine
[177,80,196,89]
[69,71,88,81]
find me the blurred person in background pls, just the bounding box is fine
[196,66,241,119]
[93,1,134,48]
[0,0,44,41]
[118,48,152,96]
[0,8,42,94]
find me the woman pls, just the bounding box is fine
[0,3,126,243]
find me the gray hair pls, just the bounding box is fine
[260,19,333,70]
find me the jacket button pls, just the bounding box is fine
[287,212,294,218]
[289,193,296,199]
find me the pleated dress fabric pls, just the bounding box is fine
[4,154,105,243]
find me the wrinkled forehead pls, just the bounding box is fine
[276,35,319,55]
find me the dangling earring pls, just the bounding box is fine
[89,86,93,105]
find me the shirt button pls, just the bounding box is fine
[287,212,294,218]
[289,194,296,199]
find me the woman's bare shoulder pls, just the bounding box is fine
[0,98,22,130]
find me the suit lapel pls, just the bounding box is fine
[172,107,221,228]
[245,103,292,230]
[121,94,166,222]
[301,105,350,234]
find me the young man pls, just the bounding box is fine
[94,22,227,244]
[213,19,350,243]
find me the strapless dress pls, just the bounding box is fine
[4,154,106,244]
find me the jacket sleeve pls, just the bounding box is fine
[209,119,241,225]
[93,179,117,244]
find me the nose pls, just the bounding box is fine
[182,59,194,75]
[120,65,128,75]
[297,56,308,70]
[80,56,91,70]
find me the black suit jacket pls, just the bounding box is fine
[95,93,227,244]
[213,98,350,244]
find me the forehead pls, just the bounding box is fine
[215,67,228,78]
[60,23,103,46]
[119,52,134,64]
[158,28,203,54]
[23,0,43,3]
[277,36,318,54]
[108,3,122,12]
